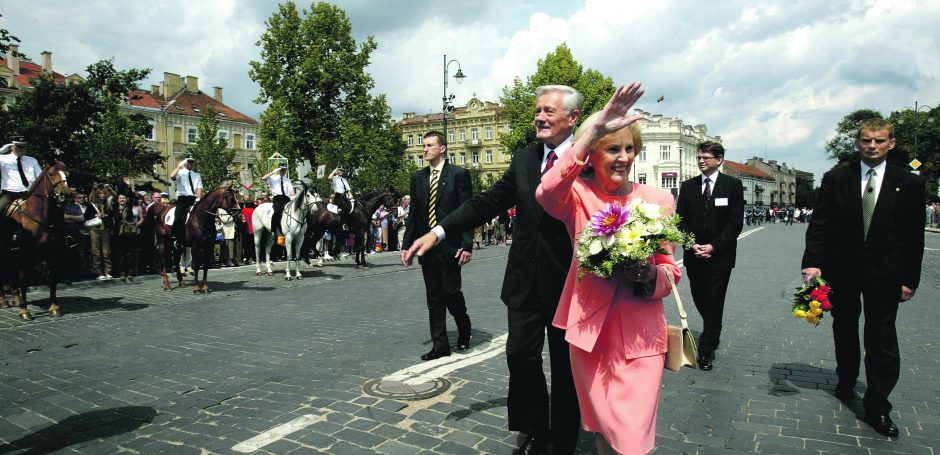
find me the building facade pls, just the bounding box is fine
[745,157,799,207]
[123,72,259,193]
[631,110,721,195]
[398,96,510,182]
[1,45,83,108]
[722,160,776,209]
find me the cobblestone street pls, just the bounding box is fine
[1,224,938,454]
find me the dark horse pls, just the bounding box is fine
[304,189,392,269]
[0,161,72,320]
[148,186,238,292]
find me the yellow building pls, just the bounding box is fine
[123,72,259,192]
[398,96,510,181]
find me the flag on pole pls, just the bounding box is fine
[656,95,665,103]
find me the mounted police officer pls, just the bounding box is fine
[169,153,203,245]
[0,136,42,247]
[262,165,294,235]
[330,167,352,215]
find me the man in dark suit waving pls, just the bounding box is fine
[802,118,925,437]
[402,86,582,455]
[403,131,473,361]
[676,141,744,371]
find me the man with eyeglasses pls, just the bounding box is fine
[64,192,92,279]
[801,119,924,437]
[676,141,744,371]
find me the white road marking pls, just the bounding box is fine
[384,334,508,385]
[232,413,323,453]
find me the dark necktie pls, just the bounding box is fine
[280,177,285,196]
[542,150,557,176]
[428,169,439,228]
[862,169,876,238]
[188,171,195,196]
[703,177,712,199]
[17,156,29,187]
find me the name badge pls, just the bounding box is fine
[715,198,729,206]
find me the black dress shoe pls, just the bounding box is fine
[456,333,472,352]
[515,435,548,455]
[420,349,451,361]
[698,356,714,371]
[834,386,855,401]
[864,413,899,437]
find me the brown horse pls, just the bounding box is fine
[0,161,72,320]
[148,186,238,292]
[304,189,393,269]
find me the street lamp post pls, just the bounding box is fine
[908,100,936,162]
[442,54,466,147]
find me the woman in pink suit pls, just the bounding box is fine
[536,82,680,454]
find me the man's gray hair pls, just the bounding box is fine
[535,85,583,115]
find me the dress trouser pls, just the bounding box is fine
[271,194,289,234]
[686,263,733,355]
[173,196,196,240]
[419,249,471,353]
[831,278,900,415]
[506,287,580,454]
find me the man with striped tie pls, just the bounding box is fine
[403,130,473,361]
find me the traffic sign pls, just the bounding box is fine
[909,159,922,170]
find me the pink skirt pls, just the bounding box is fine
[569,306,665,454]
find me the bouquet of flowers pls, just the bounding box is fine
[576,199,694,280]
[791,276,832,325]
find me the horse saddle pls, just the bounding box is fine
[326,198,355,214]
[163,205,195,226]
[3,198,26,218]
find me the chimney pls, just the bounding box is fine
[5,44,19,75]
[151,85,160,96]
[213,86,223,103]
[41,51,52,74]
[185,75,198,93]
[163,72,181,96]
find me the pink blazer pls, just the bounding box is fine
[536,150,681,357]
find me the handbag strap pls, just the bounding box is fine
[665,268,690,330]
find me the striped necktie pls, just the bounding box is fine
[428,169,439,228]
[862,168,876,238]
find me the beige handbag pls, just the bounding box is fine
[665,277,698,372]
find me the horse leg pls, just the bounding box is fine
[47,280,60,317]
[0,289,8,308]
[17,286,31,321]
[254,231,264,276]
[284,236,293,281]
[201,250,210,294]
[192,247,202,294]
[265,237,274,276]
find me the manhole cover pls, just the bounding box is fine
[362,377,451,401]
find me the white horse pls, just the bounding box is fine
[252,182,320,280]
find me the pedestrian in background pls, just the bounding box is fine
[802,118,925,437]
[676,141,744,371]
[111,194,138,282]
[63,192,91,280]
[88,186,114,280]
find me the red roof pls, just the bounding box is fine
[723,160,773,179]
[1,59,68,88]
[127,88,257,125]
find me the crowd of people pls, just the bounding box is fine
[745,205,814,225]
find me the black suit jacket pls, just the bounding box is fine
[802,162,925,289]
[676,172,745,270]
[438,142,572,310]
[403,161,474,256]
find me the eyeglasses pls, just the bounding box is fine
[696,156,717,162]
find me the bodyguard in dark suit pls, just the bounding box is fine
[403,86,582,455]
[802,119,925,437]
[403,131,473,361]
[676,141,744,371]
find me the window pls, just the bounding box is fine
[485,149,493,163]
[472,151,479,164]
[638,146,646,162]
[459,154,466,164]
[449,153,455,162]
[637,173,647,185]
[246,134,255,150]
[485,127,493,140]
[471,128,479,140]
[145,121,155,140]
[417,134,423,145]
[408,135,413,146]
[417,155,424,166]
[187,127,198,143]
[459,129,466,141]
[661,173,677,188]
[448,130,454,143]
[218,130,229,146]
[660,145,671,161]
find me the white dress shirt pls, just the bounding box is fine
[0,154,42,192]
[541,135,574,173]
[700,169,720,194]
[174,167,203,197]
[332,175,350,194]
[860,160,887,203]
[267,174,295,197]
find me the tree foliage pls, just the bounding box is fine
[189,105,236,189]
[250,1,411,197]
[0,59,158,190]
[0,14,24,58]
[498,43,615,154]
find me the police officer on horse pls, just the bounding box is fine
[0,136,42,248]
[169,153,203,246]
[262,165,294,235]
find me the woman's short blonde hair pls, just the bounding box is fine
[573,110,643,154]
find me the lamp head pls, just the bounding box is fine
[454,68,466,84]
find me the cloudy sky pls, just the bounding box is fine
[3,0,939,182]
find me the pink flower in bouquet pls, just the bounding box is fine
[590,202,629,236]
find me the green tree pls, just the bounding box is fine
[0,14,24,58]
[189,105,236,189]
[824,109,884,166]
[498,43,615,154]
[250,1,410,197]
[889,106,940,200]
[0,59,156,190]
